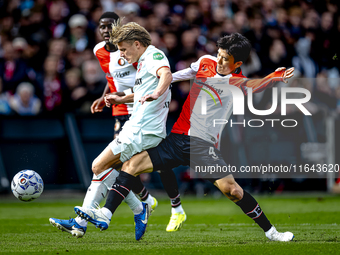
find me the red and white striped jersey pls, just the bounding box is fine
[171,55,285,148]
[93,41,135,116]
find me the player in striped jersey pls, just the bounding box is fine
[49,13,185,239]
[86,33,295,241]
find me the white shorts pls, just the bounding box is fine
[110,127,163,162]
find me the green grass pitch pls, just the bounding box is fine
[1,192,340,254]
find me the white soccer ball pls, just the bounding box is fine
[11,170,44,202]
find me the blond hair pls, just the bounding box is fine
[110,21,151,47]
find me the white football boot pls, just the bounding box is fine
[265,226,294,241]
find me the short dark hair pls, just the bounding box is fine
[217,33,251,63]
[99,12,119,22]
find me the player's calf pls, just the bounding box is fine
[215,178,294,241]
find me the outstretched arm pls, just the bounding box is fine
[172,68,197,83]
[231,67,295,95]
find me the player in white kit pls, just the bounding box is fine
[74,21,174,241]
[50,14,184,240]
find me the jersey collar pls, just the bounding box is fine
[215,67,242,77]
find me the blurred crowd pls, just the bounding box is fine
[0,0,340,117]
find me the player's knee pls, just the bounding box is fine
[92,158,101,176]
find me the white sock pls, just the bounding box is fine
[82,169,119,208]
[265,226,276,236]
[144,194,155,207]
[101,207,113,219]
[172,204,184,214]
[75,216,87,227]
[80,168,120,227]
[124,191,144,214]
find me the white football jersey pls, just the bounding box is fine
[123,45,171,138]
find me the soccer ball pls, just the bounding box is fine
[11,170,44,202]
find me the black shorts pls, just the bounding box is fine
[113,115,130,138]
[146,133,229,181]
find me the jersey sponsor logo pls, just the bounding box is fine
[135,78,142,86]
[118,58,126,66]
[153,53,164,60]
[113,71,130,78]
[196,80,223,107]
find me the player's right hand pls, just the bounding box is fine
[91,98,105,114]
[105,94,123,107]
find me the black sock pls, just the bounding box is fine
[104,171,136,213]
[235,191,272,232]
[158,170,181,207]
[170,194,181,208]
[131,176,150,201]
[137,186,150,201]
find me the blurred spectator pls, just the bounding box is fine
[241,50,262,77]
[180,30,198,58]
[77,59,105,112]
[292,37,318,78]
[74,0,94,17]
[287,6,303,41]
[313,72,337,110]
[262,0,277,25]
[163,32,181,72]
[63,67,85,112]
[312,12,335,70]
[184,4,202,27]
[36,55,64,114]
[0,14,15,45]
[46,38,67,72]
[46,0,69,38]
[0,40,28,93]
[66,14,95,52]
[233,11,249,33]
[9,81,41,115]
[260,39,289,74]
[244,11,271,57]
[0,77,12,115]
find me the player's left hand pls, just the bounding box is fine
[276,67,294,83]
[139,93,159,104]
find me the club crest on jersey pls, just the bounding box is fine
[137,62,143,73]
[118,58,125,66]
[153,53,164,60]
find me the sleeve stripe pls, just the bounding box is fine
[156,66,170,78]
